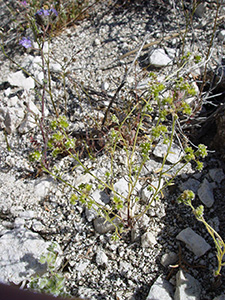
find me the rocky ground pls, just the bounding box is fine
[0,0,225,300]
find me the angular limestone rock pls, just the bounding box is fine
[176,227,211,257]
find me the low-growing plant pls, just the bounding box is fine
[178,190,225,277]
[1,0,224,282]
[27,242,70,297]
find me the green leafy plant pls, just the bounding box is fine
[178,190,225,277]
[27,243,70,297]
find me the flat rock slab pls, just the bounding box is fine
[174,270,201,300]
[176,227,211,257]
[197,178,214,208]
[146,275,173,300]
[0,228,61,285]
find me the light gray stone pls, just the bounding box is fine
[218,30,225,42]
[141,231,157,248]
[194,3,206,18]
[174,270,201,300]
[153,141,183,164]
[179,178,200,194]
[176,227,211,257]
[34,177,54,199]
[0,228,62,285]
[146,275,174,300]
[3,106,25,134]
[209,168,225,184]
[161,251,178,267]
[93,217,119,234]
[96,250,108,267]
[7,70,35,90]
[142,179,164,203]
[85,190,110,222]
[197,178,214,208]
[149,48,172,67]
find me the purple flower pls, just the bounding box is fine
[36,8,50,16]
[50,8,58,16]
[19,37,32,48]
[20,1,28,6]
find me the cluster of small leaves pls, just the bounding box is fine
[184,144,207,171]
[178,190,225,276]
[27,243,69,298]
[48,116,76,158]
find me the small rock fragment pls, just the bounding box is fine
[149,49,172,67]
[96,250,108,267]
[161,251,178,267]
[153,141,183,164]
[197,178,214,208]
[146,275,174,300]
[7,70,35,90]
[176,227,211,257]
[141,231,157,248]
[174,270,201,300]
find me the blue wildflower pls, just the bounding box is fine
[19,37,32,48]
[20,1,28,6]
[36,8,50,16]
[50,8,58,16]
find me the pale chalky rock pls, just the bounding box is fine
[174,270,201,300]
[85,190,110,222]
[197,178,214,208]
[1,106,25,134]
[7,70,35,90]
[0,228,62,285]
[218,30,225,42]
[96,250,108,267]
[93,217,119,234]
[149,49,172,67]
[141,231,157,248]
[176,227,211,257]
[146,275,173,300]
[153,140,183,164]
[161,251,178,267]
[34,176,55,199]
[141,179,164,203]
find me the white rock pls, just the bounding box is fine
[197,178,214,208]
[174,270,201,300]
[153,140,183,164]
[76,260,90,272]
[218,30,225,42]
[149,49,172,67]
[85,190,110,222]
[141,231,157,248]
[3,106,25,134]
[141,179,164,203]
[161,251,178,267]
[93,217,120,234]
[7,96,19,107]
[96,250,108,267]
[34,177,54,199]
[176,227,211,257]
[146,275,173,300]
[7,70,35,90]
[113,177,129,198]
[0,228,62,285]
